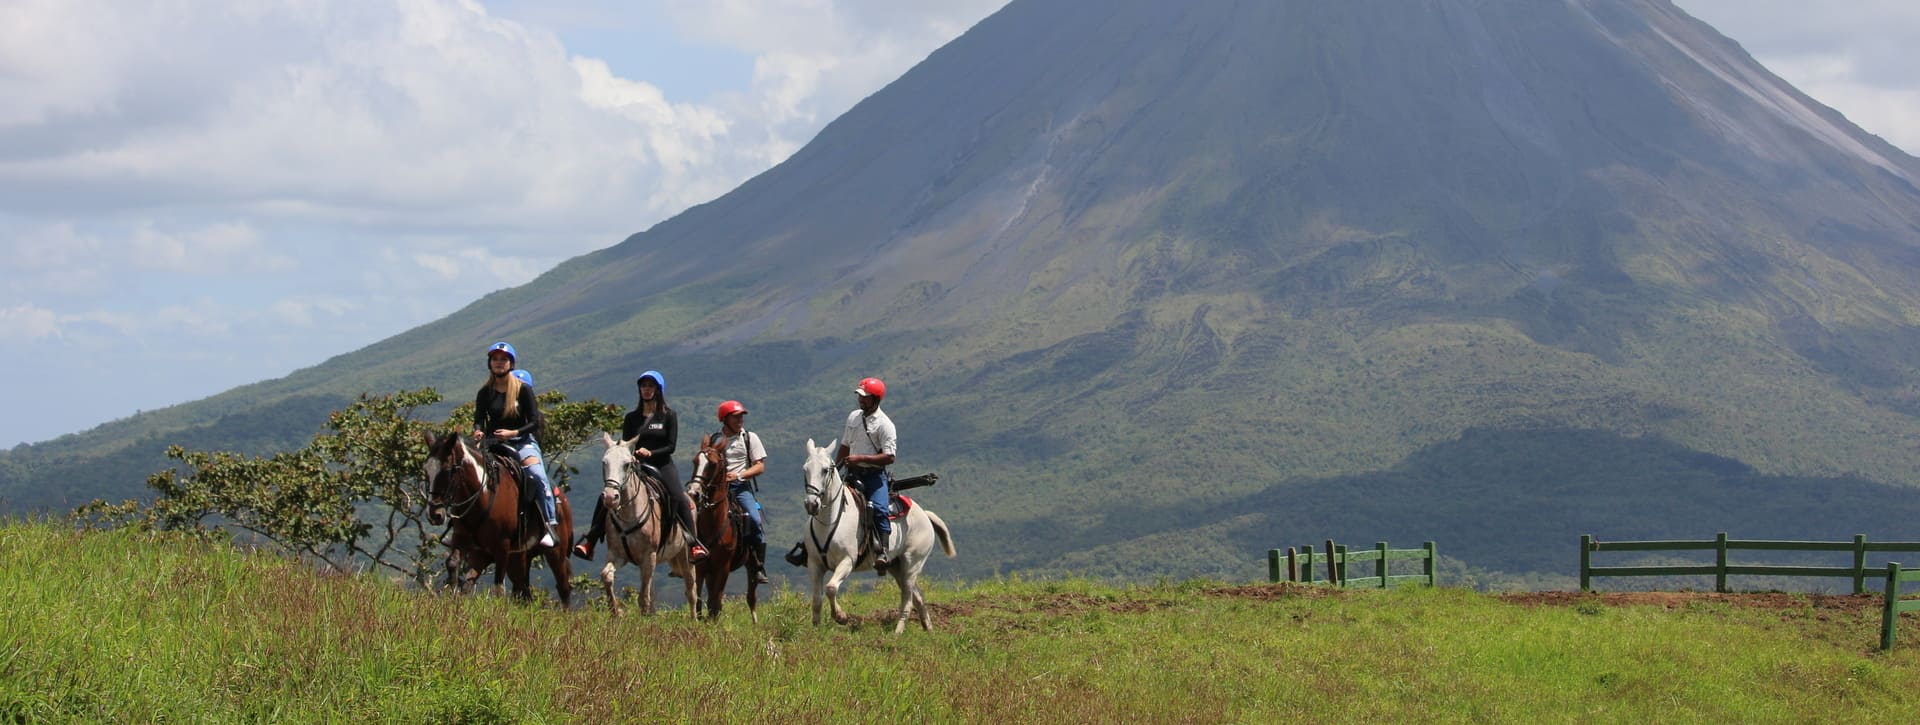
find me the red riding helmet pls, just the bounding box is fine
[716,400,748,422]
[855,377,886,402]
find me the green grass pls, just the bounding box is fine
[6,523,1920,722]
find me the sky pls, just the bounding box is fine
[2,0,1917,449]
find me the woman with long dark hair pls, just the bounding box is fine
[574,370,708,562]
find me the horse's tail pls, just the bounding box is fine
[923,509,956,558]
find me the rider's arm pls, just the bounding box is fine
[472,387,489,436]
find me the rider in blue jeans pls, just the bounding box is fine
[473,342,559,549]
[714,400,770,584]
[836,377,896,572]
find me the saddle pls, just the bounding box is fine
[480,448,544,550]
[616,462,676,549]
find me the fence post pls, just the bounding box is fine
[1376,541,1389,589]
[1268,549,1282,583]
[1424,541,1437,587]
[1580,535,1592,592]
[1301,544,1315,584]
[1853,535,1869,595]
[1326,539,1338,585]
[1715,532,1729,593]
[1884,562,1904,651]
[1286,547,1298,583]
[1335,543,1349,587]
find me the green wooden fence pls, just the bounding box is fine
[1580,533,1920,593]
[1268,539,1436,588]
[1883,562,1920,650]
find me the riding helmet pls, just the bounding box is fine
[511,369,533,387]
[637,370,666,395]
[855,377,886,402]
[716,400,747,421]
[486,341,517,365]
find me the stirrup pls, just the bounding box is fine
[688,543,709,563]
[571,537,594,561]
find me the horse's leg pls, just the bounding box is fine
[705,570,727,622]
[640,549,657,616]
[891,565,914,634]
[747,573,760,625]
[544,547,573,609]
[825,556,857,625]
[913,578,932,631]
[810,563,826,626]
[506,551,532,602]
[676,554,697,620]
[601,559,620,616]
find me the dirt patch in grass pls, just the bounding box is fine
[1495,591,1881,613]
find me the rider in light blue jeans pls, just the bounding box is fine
[474,342,559,548]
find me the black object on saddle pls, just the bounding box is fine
[892,472,938,491]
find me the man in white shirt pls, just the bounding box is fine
[836,377,897,571]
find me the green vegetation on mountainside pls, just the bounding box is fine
[7,523,1920,722]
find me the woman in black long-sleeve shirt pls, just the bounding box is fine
[472,341,559,548]
[573,370,708,562]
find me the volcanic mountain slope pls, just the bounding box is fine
[10,0,1920,580]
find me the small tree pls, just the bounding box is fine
[72,387,623,587]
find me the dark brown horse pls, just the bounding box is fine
[423,431,574,606]
[689,434,760,622]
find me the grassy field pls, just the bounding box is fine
[5,522,1919,723]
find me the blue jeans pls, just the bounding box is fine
[848,467,891,535]
[508,436,557,525]
[729,482,764,546]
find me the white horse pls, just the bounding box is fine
[596,432,697,617]
[800,438,955,633]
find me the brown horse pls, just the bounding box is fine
[422,431,574,606]
[689,434,760,622]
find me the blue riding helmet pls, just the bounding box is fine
[636,370,666,395]
[511,369,534,387]
[486,341,517,364]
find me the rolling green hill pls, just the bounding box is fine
[8,0,1920,583]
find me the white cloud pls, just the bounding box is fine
[0,304,60,342]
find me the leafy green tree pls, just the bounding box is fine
[72,388,623,587]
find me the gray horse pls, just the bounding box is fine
[596,432,697,617]
[800,439,955,632]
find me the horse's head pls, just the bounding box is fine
[599,431,638,489]
[802,438,840,517]
[420,430,482,526]
[689,433,727,501]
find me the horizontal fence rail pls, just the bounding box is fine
[1884,562,1920,650]
[1580,533,1920,594]
[1268,539,1436,589]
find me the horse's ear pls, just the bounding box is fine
[806,437,817,449]
[420,430,437,448]
[622,435,640,450]
[602,431,615,448]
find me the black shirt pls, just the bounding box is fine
[621,405,679,468]
[474,382,544,440]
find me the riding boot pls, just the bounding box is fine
[872,528,891,575]
[682,524,709,563]
[751,542,771,584]
[572,501,606,560]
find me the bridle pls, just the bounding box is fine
[430,436,491,523]
[803,447,853,556]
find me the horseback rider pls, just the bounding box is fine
[573,370,709,563]
[711,399,771,584]
[472,342,560,549]
[835,377,896,572]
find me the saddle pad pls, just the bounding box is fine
[888,494,915,519]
